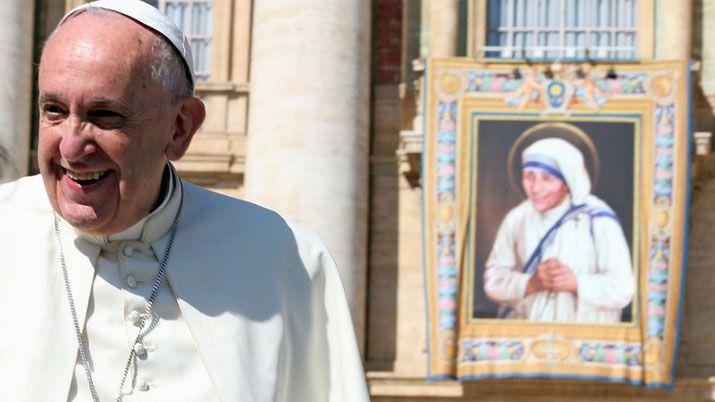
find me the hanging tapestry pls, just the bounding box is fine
[423,60,689,388]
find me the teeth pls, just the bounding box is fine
[66,169,108,181]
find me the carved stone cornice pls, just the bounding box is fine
[396,59,426,187]
[396,130,422,187]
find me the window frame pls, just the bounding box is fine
[158,0,214,81]
[468,0,655,61]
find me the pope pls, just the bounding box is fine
[0,0,368,401]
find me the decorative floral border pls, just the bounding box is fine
[458,338,643,367]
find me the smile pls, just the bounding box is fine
[64,168,112,186]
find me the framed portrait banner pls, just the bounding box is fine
[423,60,690,388]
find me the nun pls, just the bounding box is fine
[484,137,635,323]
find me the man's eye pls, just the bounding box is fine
[89,109,126,128]
[90,109,122,119]
[43,104,66,118]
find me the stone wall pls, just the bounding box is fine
[367,0,403,368]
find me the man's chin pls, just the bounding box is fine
[58,203,111,233]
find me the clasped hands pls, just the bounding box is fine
[525,257,578,295]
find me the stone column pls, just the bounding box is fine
[659,0,692,60]
[428,0,459,58]
[245,0,371,352]
[0,0,35,182]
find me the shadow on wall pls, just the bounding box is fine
[0,143,16,184]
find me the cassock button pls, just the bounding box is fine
[137,379,150,392]
[127,310,142,324]
[123,246,134,257]
[126,275,138,289]
[133,342,147,357]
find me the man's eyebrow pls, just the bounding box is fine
[91,99,131,110]
[38,93,62,104]
[38,94,132,112]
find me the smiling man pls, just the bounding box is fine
[38,4,202,235]
[0,1,368,401]
[483,137,635,323]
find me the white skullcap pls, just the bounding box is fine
[522,138,591,205]
[60,0,195,86]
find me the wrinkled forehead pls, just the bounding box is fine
[58,0,195,85]
[50,10,158,53]
[41,12,156,73]
[37,13,166,109]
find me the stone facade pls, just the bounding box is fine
[3,0,715,400]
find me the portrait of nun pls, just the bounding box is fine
[482,135,636,323]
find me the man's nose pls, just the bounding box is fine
[59,117,97,162]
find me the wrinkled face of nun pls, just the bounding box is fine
[521,167,570,213]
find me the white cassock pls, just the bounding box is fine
[484,194,635,323]
[0,166,369,402]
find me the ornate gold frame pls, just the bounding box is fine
[423,59,689,387]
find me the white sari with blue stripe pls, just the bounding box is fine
[484,195,635,323]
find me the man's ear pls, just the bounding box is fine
[165,97,206,161]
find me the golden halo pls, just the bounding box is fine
[507,122,600,198]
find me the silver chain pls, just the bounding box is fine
[53,185,184,402]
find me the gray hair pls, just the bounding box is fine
[45,6,193,104]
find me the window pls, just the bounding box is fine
[144,0,213,81]
[484,0,637,60]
